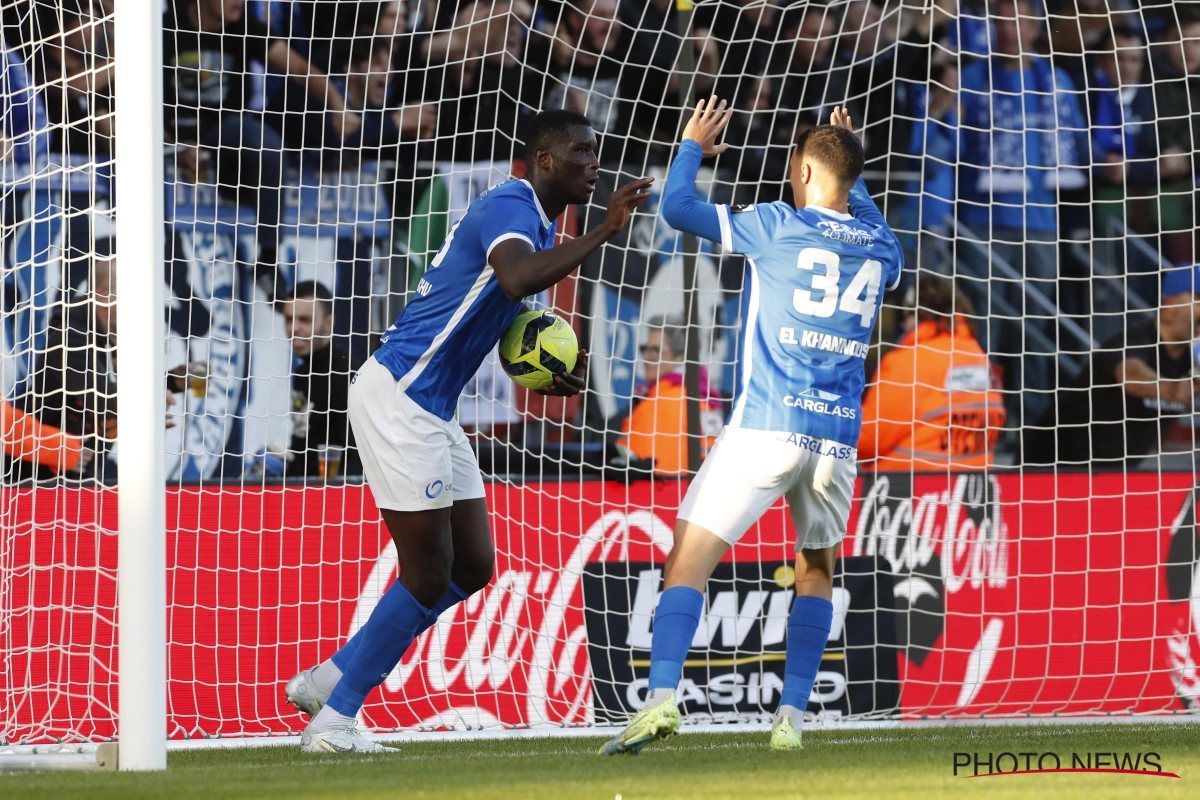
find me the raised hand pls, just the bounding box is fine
[829,105,855,134]
[682,96,732,157]
[603,177,654,235]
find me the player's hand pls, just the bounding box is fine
[829,105,855,134]
[537,349,588,397]
[603,178,653,235]
[682,95,732,157]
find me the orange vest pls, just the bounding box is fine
[858,320,1005,470]
[2,402,84,473]
[619,377,722,476]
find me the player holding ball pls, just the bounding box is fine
[600,100,903,755]
[285,109,653,753]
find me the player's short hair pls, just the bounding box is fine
[282,280,334,316]
[524,109,593,160]
[795,124,865,188]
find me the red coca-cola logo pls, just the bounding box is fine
[358,510,674,730]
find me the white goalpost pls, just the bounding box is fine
[113,0,167,773]
[4,0,1200,769]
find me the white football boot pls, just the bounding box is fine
[300,724,399,754]
[284,667,330,718]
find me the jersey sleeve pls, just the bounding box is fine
[660,139,723,242]
[715,202,786,259]
[480,190,547,259]
[848,178,905,290]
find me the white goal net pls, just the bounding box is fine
[3,0,1200,746]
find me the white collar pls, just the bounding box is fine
[519,179,553,228]
[808,205,854,221]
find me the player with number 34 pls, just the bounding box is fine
[600,100,904,755]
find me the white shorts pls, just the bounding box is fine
[677,427,857,551]
[348,357,486,511]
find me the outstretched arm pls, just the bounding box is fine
[489,178,653,302]
[661,97,733,242]
[661,141,722,241]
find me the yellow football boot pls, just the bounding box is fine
[598,693,682,755]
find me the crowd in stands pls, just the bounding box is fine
[4,0,1200,478]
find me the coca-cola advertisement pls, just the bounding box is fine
[1,474,1197,745]
[582,557,900,722]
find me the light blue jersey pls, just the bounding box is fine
[716,194,902,444]
[661,140,903,446]
[373,179,557,420]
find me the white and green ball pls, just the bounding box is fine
[499,310,579,391]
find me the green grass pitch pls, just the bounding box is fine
[4,723,1198,799]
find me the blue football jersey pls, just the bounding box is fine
[373,179,557,420]
[716,182,903,445]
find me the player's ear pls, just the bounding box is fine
[799,163,813,184]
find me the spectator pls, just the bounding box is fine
[1025,266,1200,468]
[618,317,723,476]
[705,0,783,105]
[1146,7,1200,263]
[27,239,182,480]
[1090,26,1193,268]
[769,2,841,136]
[1047,0,1134,90]
[830,0,941,189]
[327,40,436,162]
[1,402,91,477]
[29,243,119,464]
[422,1,547,163]
[539,0,624,135]
[859,273,1006,470]
[720,1,837,197]
[616,0,719,165]
[955,0,1089,424]
[906,50,959,270]
[164,0,354,272]
[1,38,49,173]
[951,0,992,57]
[277,281,359,478]
[41,0,113,161]
[702,2,784,200]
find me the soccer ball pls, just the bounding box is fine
[499,310,579,391]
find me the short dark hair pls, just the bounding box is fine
[797,124,865,187]
[283,280,334,315]
[524,109,592,161]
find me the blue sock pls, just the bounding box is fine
[326,580,431,716]
[647,586,704,691]
[779,596,834,712]
[330,581,470,671]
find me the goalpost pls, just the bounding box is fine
[113,0,167,773]
[3,0,1200,769]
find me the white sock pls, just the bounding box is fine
[309,660,343,695]
[308,704,356,733]
[644,688,676,709]
[776,704,804,730]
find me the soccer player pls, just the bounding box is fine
[600,99,902,755]
[285,109,653,753]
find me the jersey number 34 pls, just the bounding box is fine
[792,247,882,328]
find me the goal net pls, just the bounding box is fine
[3,0,1200,746]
